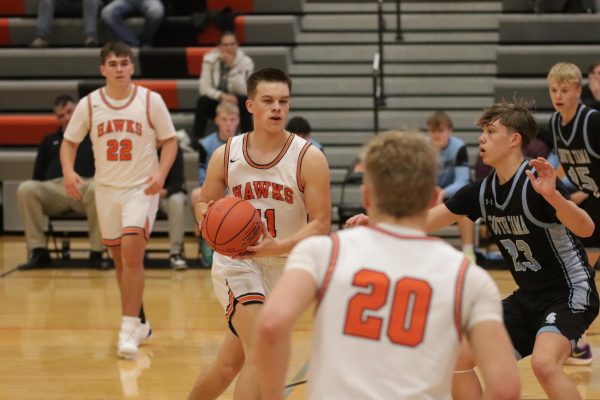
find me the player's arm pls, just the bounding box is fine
[425,203,463,232]
[193,145,227,225]
[256,269,316,400]
[527,157,595,237]
[468,321,520,400]
[60,138,84,200]
[145,137,177,195]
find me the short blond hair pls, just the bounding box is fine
[547,62,582,87]
[216,101,239,116]
[361,130,437,218]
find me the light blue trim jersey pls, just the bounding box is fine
[437,136,470,198]
[198,132,227,185]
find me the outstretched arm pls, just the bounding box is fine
[425,203,463,233]
[527,157,595,237]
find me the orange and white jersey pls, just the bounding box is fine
[225,132,311,245]
[65,85,176,188]
[285,223,502,400]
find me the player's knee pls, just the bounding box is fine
[531,353,560,381]
[216,357,243,381]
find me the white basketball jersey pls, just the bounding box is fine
[288,224,501,400]
[85,86,164,187]
[225,133,311,243]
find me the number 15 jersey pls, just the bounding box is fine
[286,224,502,399]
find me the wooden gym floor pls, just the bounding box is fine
[1,235,599,399]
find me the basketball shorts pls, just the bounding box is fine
[577,197,600,252]
[95,184,159,247]
[503,281,599,359]
[211,252,286,334]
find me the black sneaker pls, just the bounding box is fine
[89,251,111,270]
[18,248,52,270]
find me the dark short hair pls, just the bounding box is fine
[54,95,75,109]
[286,116,311,135]
[588,62,600,74]
[100,41,134,64]
[246,68,292,99]
[476,99,538,149]
[219,31,237,44]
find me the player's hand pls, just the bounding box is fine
[236,222,282,258]
[195,200,214,233]
[63,170,83,201]
[344,213,370,228]
[144,170,166,195]
[526,157,558,199]
[570,190,589,205]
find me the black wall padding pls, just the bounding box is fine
[139,48,189,79]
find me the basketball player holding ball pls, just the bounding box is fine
[187,68,331,400]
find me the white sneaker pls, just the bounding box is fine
[170,253,188,270]
[118,327,138,360]
[135,321,152,344]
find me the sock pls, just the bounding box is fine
[462,244,474,253]
[121,315,141,331]
[138,304,146,324]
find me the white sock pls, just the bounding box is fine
[121,316,141,330]
[462,244,474,253]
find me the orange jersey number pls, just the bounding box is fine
[107,139,132,161]
[256,208,277,237]
[343,269,432,346]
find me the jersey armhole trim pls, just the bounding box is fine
[86,95,93,131]
[146,88,155,130]
[454,257,470,340]
[296,142,312,193]
[224,137,233,187]
[316,233,339,309]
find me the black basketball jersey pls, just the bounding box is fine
[550,104,600,199]
[446,161,593,308]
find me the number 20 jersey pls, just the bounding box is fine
[286,224,502,399]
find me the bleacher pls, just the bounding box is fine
[4,0,592,249]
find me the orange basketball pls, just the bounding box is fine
[201,197,262,256]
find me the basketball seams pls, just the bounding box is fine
[214,199,245,245]
[215,201,258,246]
[202,200,218,247]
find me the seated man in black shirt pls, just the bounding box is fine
[16,95,105,269]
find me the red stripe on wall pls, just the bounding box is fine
[185,47,211,77]
[0,1,25,15]
[0,115,59,145]
[207,0,253,13]
[0,19,11,45]
[196,16,246,45]
[135,80,180,110]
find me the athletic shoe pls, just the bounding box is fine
[565,344,593,366]
[30,38,48,48]
[135,321,152,344]
[117,326,138,360]
[199,237,213,268]
[169,253,188,270]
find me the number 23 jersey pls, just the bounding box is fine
[446,161,593,294]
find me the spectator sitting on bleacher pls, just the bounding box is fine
[286,116,324,152]
[158,144,188,270]
[193,31,254,144]
[16,95,105,270]
[30,0,103,48]
[426,111,476,263]
[190,102,240,267]
[101,0,164,47]
[581,62,600,111]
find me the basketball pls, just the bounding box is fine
[201,197,262,256]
